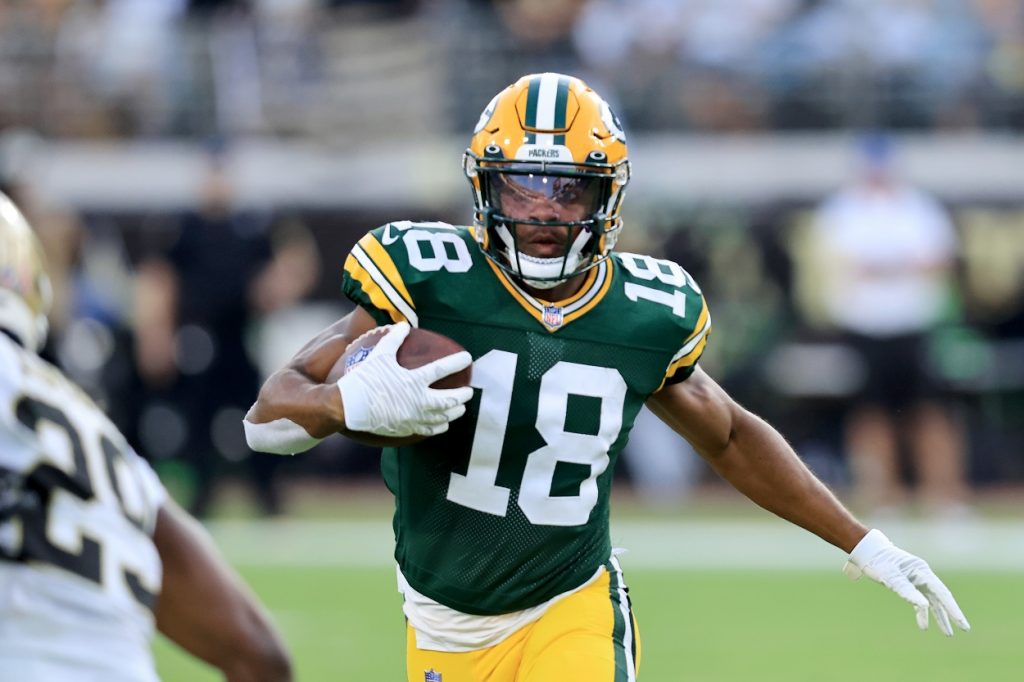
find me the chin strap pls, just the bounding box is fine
[494,222,594,286]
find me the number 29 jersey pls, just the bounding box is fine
[0,333,166,681]
[342,222,711,616]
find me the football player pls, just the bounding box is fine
[0,192,292,681]
[245,74,969,681]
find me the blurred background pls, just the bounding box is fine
[1,0,1022,679]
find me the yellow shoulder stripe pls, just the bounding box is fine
[654,330,711,392]
[344,253,407,324]
[656,296,712,390]
[682,296,709,344]
[357,233,414,309]
[665,329,710,378]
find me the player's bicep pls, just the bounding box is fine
[287,305,381,382]
[646,366,736,458]
[154,498,290,678]
[246,307,380,435]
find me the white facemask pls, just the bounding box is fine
[495,224,593,289]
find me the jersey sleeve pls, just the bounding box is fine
[661,291,711,387]
[341,225,418,326]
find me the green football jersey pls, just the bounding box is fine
[341,221,711,615]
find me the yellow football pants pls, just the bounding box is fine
[406,561,641,682]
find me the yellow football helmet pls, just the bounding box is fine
[0,192,51,352]
[464,73,630,288]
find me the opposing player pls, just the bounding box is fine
[0,192,292,681]
[245,74,969,681]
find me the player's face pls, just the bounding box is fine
[493,173,602,258]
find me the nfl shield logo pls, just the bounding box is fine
[542,305,564,329]
[344,345,373,372]
[425,670,443,682]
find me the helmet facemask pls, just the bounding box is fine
[466,154,628,290]
[483,164,611,288]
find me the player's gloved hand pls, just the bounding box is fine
[338,322,474,438]
[843,528,970,636]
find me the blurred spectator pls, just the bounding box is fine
[0,0,1020,136]
[807,134,969,515]
[133,143,318,516]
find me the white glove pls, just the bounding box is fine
[844,529,970,636]
[338,323,474,438]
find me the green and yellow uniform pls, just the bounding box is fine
[343,221,710,614]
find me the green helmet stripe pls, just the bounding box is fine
[554,76,569,129]
[525,76,541,129]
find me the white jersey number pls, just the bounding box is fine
[446,350,626,526]
[619,253,700,319]
[404,230,473,273]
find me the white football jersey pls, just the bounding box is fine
[0,333,166,681]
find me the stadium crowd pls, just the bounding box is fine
[0,0,1022,517]
[0,0,1020,138]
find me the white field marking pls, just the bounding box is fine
[204,518,1024,571]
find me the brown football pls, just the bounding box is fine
[328,327,472,447]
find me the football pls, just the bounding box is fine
[327,327,471,387]
[328,326,472,447]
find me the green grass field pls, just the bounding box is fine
[153,511,1021,681]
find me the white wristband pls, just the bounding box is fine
[243,417,323,455]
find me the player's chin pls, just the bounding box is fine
[345,430,427,448]
[520,243,565,259]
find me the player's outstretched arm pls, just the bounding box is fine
[647,367,970,635]
[153,498,292,682]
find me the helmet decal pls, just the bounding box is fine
[599,100,627,144]
[473,93,501,134]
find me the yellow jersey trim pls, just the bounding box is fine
[484,258,612,332]
[655,298,712,390]
[666,330,710,377]
[344,253,408,324]
[357,233,415,309]
[563,259,615,324]
[485,258,540,321]
[682,296,709,344]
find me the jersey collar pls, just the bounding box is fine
[485,257,614,332]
